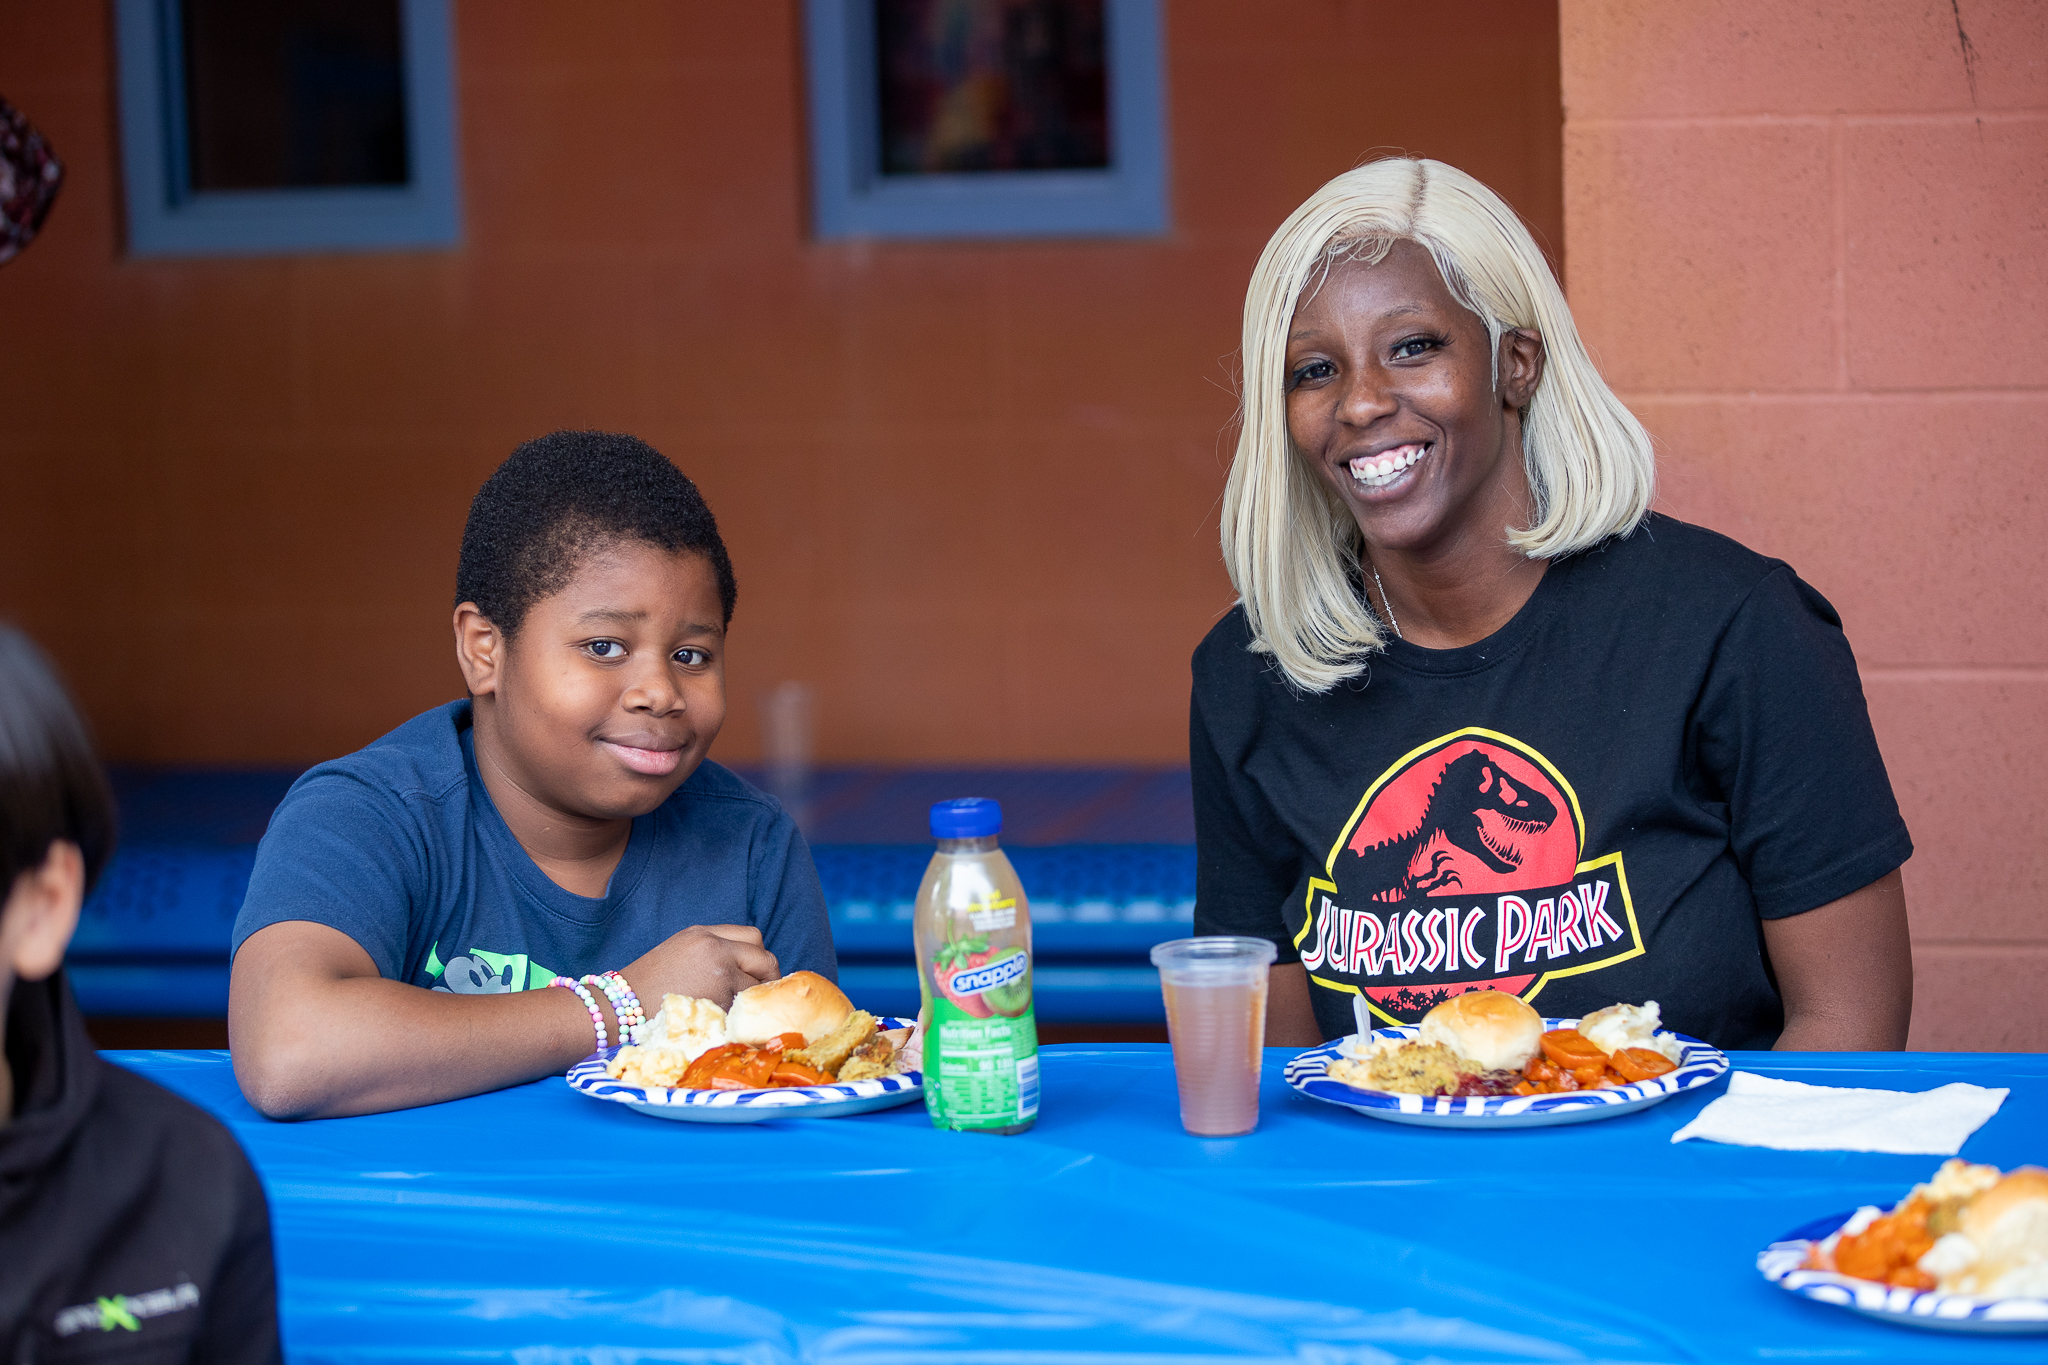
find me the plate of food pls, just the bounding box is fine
[566,971,923,1123]
[1283,990,1728,1128]
[1757,1160,2048,1334]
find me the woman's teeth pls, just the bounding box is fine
[1349,444,1429,488]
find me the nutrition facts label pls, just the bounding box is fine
[930,1014,1039,1127]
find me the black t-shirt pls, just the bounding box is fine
[1190,516,1912,1051]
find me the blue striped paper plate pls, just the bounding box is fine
[566,1017,922,1124]
[1758,1211,2048,1334]
[1283,1017,1727,1128]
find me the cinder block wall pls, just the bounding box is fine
[1560,0,2047,1050]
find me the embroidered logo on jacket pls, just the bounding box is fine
[53,1282,199,1336]
[1296,728,1640,1025]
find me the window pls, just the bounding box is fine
[113,0,461,257]
[805,0,1167,240]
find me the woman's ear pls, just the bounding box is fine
[1499,328,1545,411]
[453,602,505,698]
[1,841,85,983]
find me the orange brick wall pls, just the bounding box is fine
[0,1,1560,769]
[1561,0,2047,1050]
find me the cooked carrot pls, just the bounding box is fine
[679,1043,746,1090]
[1610,1047,1676,1082]
[1540,1029,1607,1068]
[770,1061,835,1087]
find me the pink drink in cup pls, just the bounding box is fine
[1149,937,1277,1136]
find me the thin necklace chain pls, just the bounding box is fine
[1369,562,1401,640]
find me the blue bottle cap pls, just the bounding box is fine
[930,798,1002,840]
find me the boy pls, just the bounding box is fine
[0,626,280,1360]
[230,432,834,1118]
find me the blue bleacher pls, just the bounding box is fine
[70,765,1196,1022]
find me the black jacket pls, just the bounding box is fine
[0,971,279,1362]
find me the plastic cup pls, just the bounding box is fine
[1149,936,1278,1136]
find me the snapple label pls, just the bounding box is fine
[916,799,1039,1134]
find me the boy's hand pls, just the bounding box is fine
[626,924,779,1010]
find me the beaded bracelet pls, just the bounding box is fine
[599,971,647,1046]
[548,975,608,1051]
[585,971,646,1047]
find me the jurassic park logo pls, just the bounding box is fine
[1294,728,1641,1026]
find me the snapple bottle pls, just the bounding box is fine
[915,798,1038,1134]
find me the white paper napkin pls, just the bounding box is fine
[1670,1071,2008,1154]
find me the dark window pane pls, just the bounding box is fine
[875,0,1109,176]
[181,0,409,191]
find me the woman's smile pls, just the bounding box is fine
[1348,440,1434,492]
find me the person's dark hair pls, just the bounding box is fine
[0,626,117,897]
[455,431,738,635]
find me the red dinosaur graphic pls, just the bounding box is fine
[1344,743,1578,903]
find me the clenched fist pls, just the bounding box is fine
[624,924,779,1010]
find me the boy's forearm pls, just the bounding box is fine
[232,974,603,1119]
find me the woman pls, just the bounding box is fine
[1192,159,1912,1052]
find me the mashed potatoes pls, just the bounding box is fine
[1919,1158,2003,1207]
[605,994,730,1089]
[1576,1001,1684,1066]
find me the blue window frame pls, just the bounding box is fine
[113,0,461,258]
[804,0,1168,241]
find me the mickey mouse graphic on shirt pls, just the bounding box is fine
[1296,728,1642,1026]
[424,944,557,994]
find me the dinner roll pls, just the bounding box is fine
[1960,1166,2048,1296]
[1417,990,1542,1072]
[724,971,854,1045]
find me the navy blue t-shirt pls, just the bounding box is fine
[231,701,836,994]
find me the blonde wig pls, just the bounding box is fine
[1220,158,1655,693]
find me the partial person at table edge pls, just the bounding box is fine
[229,433,837,1119]
[1191,158,1913,1054]
[0,625,281,1360]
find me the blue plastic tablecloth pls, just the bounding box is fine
[115,1047,2046,1363]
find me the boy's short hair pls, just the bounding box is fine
[0,625,116,895]
[455,431,738,635]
